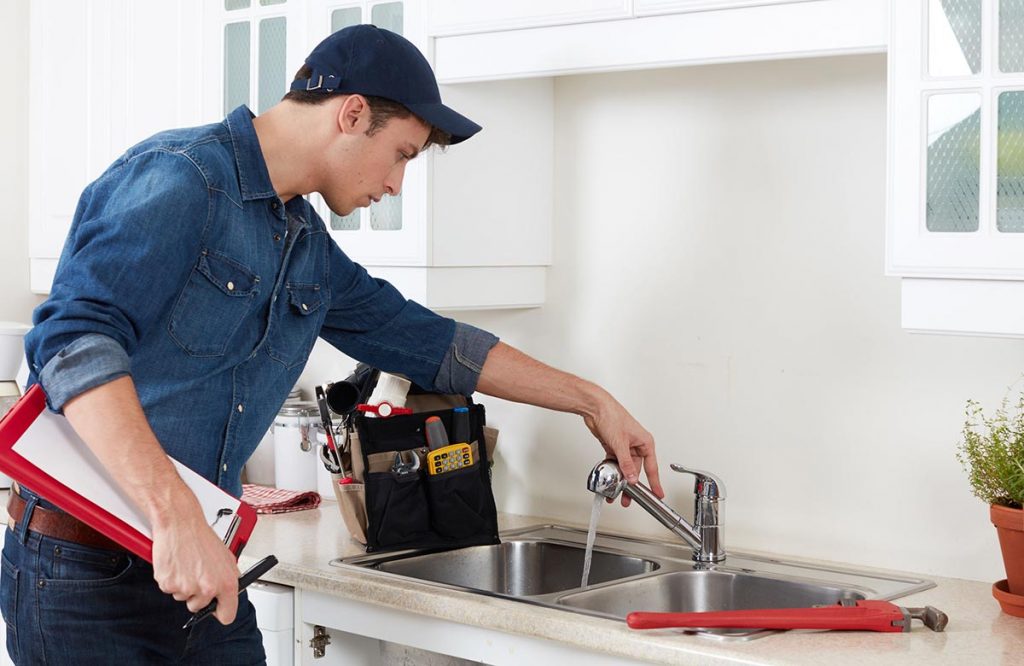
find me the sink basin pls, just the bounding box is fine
[557,569,865,617]
[374,541,657,596]
[336,525,934,641]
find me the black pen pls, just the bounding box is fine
[182,554,279,630]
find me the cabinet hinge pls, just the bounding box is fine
[309,625,331,659]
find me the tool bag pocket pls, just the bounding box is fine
[426,453,487,540]
[352,402,500,553]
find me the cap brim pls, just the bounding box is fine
[404,102,482,145]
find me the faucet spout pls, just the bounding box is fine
[587,460,725,563]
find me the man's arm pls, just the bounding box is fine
[475,342,664,499]
[62,376,241,625]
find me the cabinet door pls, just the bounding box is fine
[29,0,205,294]
[305,0,428,266]
[28,0,91,292]
[200,0,308,122]
[427,0,631,37]
[889,0,1024,279]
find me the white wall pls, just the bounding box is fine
[0,0,42,326]
[280,53,1016,582]
[450,54,1018,583]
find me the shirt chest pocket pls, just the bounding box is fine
[168,250,260,357]
[267,282,323,369]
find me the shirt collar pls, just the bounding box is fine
[225,105,279,202]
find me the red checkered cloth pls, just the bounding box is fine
[241,484,322,514]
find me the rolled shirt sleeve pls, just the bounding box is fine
[320,243,499,396]
[434,322,499,395]
[36,333,132,411]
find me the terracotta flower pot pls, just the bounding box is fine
[991,504,1024,596]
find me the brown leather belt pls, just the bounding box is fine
[7,490,126,553]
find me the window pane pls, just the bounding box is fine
[225,0,250,10]
[370,194,402,230]
[260,0,286,5]
[926,93,981,232]
[371,3,404,36]
[929,0,981,76]
[331,211,361,231]
[998,91,1024,232]
[331,7,362,32]
[1001,0,1024,72]
[258,17,286,114]
[224,22,250,115]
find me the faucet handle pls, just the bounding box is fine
[670,465,726,500]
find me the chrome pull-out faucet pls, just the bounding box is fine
[586,460,726,563]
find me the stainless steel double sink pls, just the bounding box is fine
[335,525,934,640]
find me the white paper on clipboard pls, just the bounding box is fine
[13,405,242,545]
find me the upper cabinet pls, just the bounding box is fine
[890,1,1024,337]
[28,0,204,293]
[430,0,885,83]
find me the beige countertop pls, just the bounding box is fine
[238,500,1024,666]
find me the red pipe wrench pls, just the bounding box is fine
[627,599,948,633]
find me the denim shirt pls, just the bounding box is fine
[25,106,499,496]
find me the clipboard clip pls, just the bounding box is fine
[182,554,279,630]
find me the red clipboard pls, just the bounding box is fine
[0,384,257,563]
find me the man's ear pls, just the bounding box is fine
[337,94,369,135]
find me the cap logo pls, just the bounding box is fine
[304,73,340,92]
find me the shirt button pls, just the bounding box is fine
[223,464,228,472]
[301,303,308,311]
[226,281,235,291]
[237,403,244,413]
[273,233,281,242]
[271,201,280,211]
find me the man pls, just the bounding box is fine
[5,25,662,663]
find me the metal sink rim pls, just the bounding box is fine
[333,524,936,641]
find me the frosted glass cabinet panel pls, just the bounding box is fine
[926,93,981,232]
[928,0,981,77]
[997,90,1024,232]
[1000,0,1024,72]
[258,17,287,113]
[223,22,251,115]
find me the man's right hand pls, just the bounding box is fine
[152,499,239,625]
[62,377,241,625]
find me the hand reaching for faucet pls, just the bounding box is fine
[583,392,664,507]
[474,342,665,505]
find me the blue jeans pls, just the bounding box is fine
[0,490,265,665]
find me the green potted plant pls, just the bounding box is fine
[958,391,1024,617]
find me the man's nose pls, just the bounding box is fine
[384,164,407,196]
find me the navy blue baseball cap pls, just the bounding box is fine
[291,25,482,144]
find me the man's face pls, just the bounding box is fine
[320,98,431,217]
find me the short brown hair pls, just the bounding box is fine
[284,65,451,149]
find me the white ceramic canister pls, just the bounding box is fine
[245,390,304,486]
[272,401,320,492]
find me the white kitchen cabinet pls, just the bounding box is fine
[889,0,1024,336]
[432,0,885,84]
[295,1,552,309]
[298,589,649,666]
[201,0,551,310]
[249,580,297,666]
[28,0,204,294]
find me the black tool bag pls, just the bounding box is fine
[328,367,501,553]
